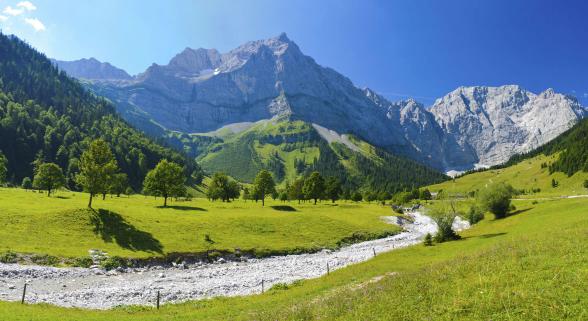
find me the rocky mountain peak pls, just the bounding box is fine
[51,57,132,80]
[167,47,222,74]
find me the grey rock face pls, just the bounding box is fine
[57,34,585,172]
[429,85,585,168]
[51,58,132,80]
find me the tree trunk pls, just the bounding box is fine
[102,193,106,200]
[314,198,317,205]
[47,188,51,197]
[164,196,168,207]
[261,192,265,206]
[88,194,93,208]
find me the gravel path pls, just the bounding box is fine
[0,211,469,309]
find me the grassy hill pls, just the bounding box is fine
[178,119,447,192]
[0,188,399,261]
[430,153,588,198]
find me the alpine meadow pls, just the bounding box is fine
[0,1,587,320]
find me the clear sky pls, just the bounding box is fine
[1,0,587,105]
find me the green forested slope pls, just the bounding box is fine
[0,33,200,189]
[196,120,447,192]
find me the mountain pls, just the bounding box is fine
[51,57,132,80]
[429,85,586,171]
[55,33,586,175]
[0,33,199,189]
[169,119,447,191]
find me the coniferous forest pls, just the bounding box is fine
[0,33,200,190]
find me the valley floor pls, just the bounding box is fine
[0,212,457,309]
[0,197,586,320]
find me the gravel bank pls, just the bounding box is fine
[0,211,469,309]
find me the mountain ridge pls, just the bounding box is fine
[52,34,586,173]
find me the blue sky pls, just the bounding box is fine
[1,0,587,105]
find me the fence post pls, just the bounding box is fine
[261,280,265,293]
[156,290,160,310]
[327,262,330,275]
[373,248,377,257]
[21,283,27,304]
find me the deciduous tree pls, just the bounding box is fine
[288,178,305,204]
[76,139,119,208]
[253,170,275,206]
[33,163,65,196]
[303,171,325,205]
[143,159,186,207]
[324,176,342,203]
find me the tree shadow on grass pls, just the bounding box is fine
[270,205,298,212]
[462,232,507,240]
[508,207,533,216]
[90,209,163,254]
[478,232,507,239]
[156,205,207,211]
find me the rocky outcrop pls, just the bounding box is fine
[429,85,585,168]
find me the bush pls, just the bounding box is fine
[478,183,515,219]
[73,256,94,268]
[423,233,433,246]
[467,205,485,225]
[432,213,461,243]
[0,251,17,263]
[270,280,303,291]
[30,254,60,266]
[100,256,128,270]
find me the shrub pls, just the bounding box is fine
[270,280,303,291]
[432,213,461,243]
[478,183,515,219]
[73,256,94,268]
[30,254,60,266]
[423,233,433,246]
[100,256,128,270]
[0,251,17,263]
[467,205,485,225]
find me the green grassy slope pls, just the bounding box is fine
[196,119,447,191]
[0,188,399,260]
[430,153,588,197]
[2,197,586,320]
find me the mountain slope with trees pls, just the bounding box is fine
[195,119,447,192]
[0,33,200,190]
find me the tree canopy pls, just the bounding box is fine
[33,163,65,196]
[253,170,275,206]
[143,159,186,207]
[76,139,119,207]
[207,172,240,202]
[303,171,325,205]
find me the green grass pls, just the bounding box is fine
[0,187,399,260]
[1,196,586,320]
[430,154,588,197]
